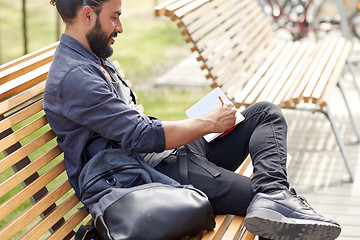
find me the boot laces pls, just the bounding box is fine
[290,188,315,211]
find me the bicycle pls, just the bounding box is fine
[258,0,360,40]
[258,0,315,40]
[311,0,360,39]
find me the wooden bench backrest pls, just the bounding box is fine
[155,0,352,109]
[156,0,278,85]
[0,44,90,240]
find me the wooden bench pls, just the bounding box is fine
[154,0,359,183]
[0,43,256,240]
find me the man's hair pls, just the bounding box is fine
[50,0,110,24]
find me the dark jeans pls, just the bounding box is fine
[155,101,289,216]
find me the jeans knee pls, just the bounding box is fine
[253,101,287,128]
[252,101,279,113]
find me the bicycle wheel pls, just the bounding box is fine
[351,3,360,39]
[260,0,311,40]
[310,0,352,39]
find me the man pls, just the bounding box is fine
[44,0,341,239]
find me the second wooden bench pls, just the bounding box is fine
[155,0,359,182]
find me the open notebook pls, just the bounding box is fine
[185,87,245,142]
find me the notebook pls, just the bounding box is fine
[185,87,245,142]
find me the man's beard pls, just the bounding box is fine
[86,18,117,59]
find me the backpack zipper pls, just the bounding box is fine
[80,164,141,198]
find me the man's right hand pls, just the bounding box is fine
[205,103,237,133]
[162,103,238,149]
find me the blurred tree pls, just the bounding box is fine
[56,10,61,40]
[22,0,28,54]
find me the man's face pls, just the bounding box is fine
[86,0,123,59]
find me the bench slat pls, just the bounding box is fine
[255,42,302,103]
[0,99,43,132]
[0,180,71,240]
[224,33,277,100]
[154,0,180,16]
[234,41,286,105]
[244,42,296,105]
[281,42,319,107]
[0,114,49,153]
[318,40,352,107]
[201,215,234,240]
[174,0,210,19]
[203,3,266,75]
[273,42,315,106]
[240,230,257,240]
[0,81,45,115]
[290,39,329,105]
[311,38,345,102]
[0,130,56,175]
[222,216,244,240]
[199,10,258,65]
[0,145,62,195]
[165,0,193,16]
[199,0,257,49]
[183,0,243,38]
[179,0,222,27]
[227,32,283,101]
[21,190,80,240]
[302,39,337,102]
[262,42,308,104]
[0,63,50,102]
[0,42,58,71]
[181,0,233,43]
[188,8,248,53]
[1,50,54,84]
[0,160,66,222]
[50,209,90,240]
[186,0,253,48]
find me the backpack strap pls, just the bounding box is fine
[178,146,190,185]
[75,224,101,240]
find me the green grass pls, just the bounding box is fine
[111,19,188,82]
[137,87,211,120]
[0,0,62,63]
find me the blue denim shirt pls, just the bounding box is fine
[44,34,166,195]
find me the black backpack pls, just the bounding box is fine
[77,148,215,240]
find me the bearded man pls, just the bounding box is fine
[44,0,342,239]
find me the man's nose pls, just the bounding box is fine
[115,23,123,34]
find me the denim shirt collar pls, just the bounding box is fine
[60,34,101,66]
[59,34,137,105]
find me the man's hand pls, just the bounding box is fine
[205,103,237,133]
[162,102,238,149]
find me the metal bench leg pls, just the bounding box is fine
[337,80,360,144]
[346,61,360,99]
[319,107,354,183]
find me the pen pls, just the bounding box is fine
[218,96,224,106]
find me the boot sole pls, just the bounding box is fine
[244,208,341,240]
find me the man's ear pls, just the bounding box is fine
[81,6,95,25]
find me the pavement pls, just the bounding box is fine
[154,52,208,88]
